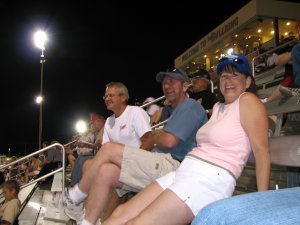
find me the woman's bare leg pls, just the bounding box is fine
[126,189,194,225]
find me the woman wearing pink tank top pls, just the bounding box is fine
[102,54,270,225]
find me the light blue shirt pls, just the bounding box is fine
[153,98,207,161]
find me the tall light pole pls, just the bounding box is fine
[34,30,47,149]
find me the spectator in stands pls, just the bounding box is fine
[24,156,42,183]
[0,180,21,225]
[265,44,295,102]
[189,68,217,117]
[266,48,277,68]
[38,141,49,164]
[60,81,154,222]
[7,158,18,182]
[254,55,267,74]
[265,20,300,101]
[192,187,300,225]
[70,114,105,186]
[90,114,106,152]
[151,70,218,126]
[143,97,160,117]
[150,98,172,126]
[63,69,207,225]
[288,19,300,90]
[100,82,153,149]
[38,141,62,185]
[103,54,270,225]
[3,169,9,182]
[67,118,97,169]
[0,172,5,187]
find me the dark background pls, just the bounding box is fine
[0,0,251,155]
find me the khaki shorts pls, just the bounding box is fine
[116,145,180,196]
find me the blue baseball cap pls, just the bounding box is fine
[156,68,190,83]
[216,54,252,76]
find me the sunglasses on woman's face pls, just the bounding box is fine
[218,57,244,65]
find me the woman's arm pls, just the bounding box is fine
[240,92,270,191]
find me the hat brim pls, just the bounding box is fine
[156,72,189,83]
[192,76,210,82]
[216,59,251,76]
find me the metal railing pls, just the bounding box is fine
[140,95,166,109]
[0,143,66,199]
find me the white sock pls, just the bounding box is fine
[81,219,93,225]
[69,184,87,204]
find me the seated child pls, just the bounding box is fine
[0,180,21,225]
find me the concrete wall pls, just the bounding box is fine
[234,163,288,195]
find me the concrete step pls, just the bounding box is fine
[43,205,69,224]
[43,220,67,225]
[51,172,63,192]
[18,187,44,225]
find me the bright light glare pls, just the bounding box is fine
[36,96,43,104]
[75,120,87,134]
[227,48,234,55]
[34,30,47,50]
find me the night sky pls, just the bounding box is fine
[1,0,250,155]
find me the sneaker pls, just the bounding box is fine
[65,204,84,224]
[76,218,101,225]
[74,209,85,225]
[52,191,64,209]
[279,86,300,96]
[53,188,84,222]
[74,210,101,225]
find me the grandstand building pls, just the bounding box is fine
[175,0,300,78]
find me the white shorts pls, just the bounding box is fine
[156,155,236,216]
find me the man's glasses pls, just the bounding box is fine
[102,93,121,100]
[218,57,244,65]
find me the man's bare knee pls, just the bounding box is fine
[98,142,125,165]
[98,163,121,187]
